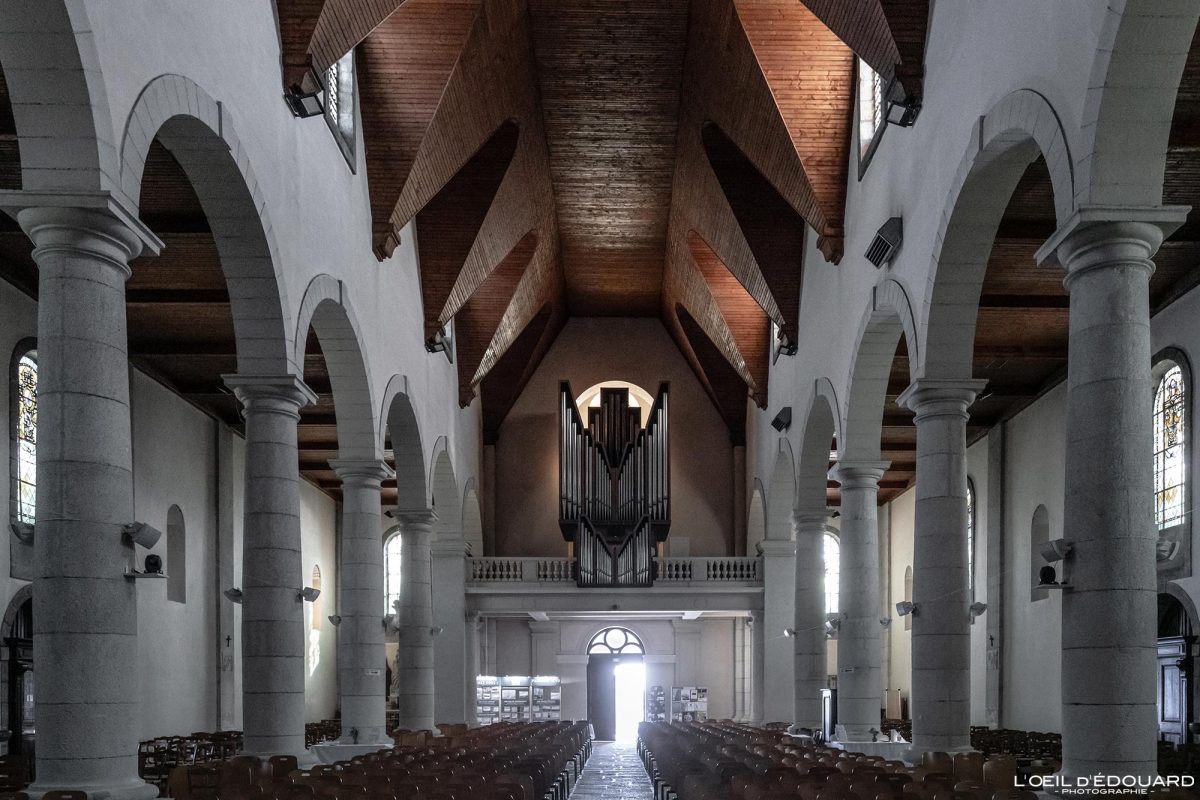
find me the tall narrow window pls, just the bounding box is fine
[11,344,36,525]
[903,566,913,631]
[166,505,186,604]
[1155,363,1186,529]
[823,532,840,615]
[323,51,356,161]
[385,531,402,615]
[308,565,322,677]
[857,58,884,158]
[966,478,976,600]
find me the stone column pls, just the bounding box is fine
[8,199,160,800]
[331,459,393,745]
[792,511,830,733]
[432,539,469,726]
[733,618,747,721]
[466,612,482,725]
[750,610,765,723]
[390,509,437,731]
[225,374,317,757]
[760,539,796,723]
[1037,207,1187,780]
[530,620,560,677]
[829,462,888,741]
[897,378,986,753]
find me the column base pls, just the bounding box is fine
[309,741,394,764]
[27,778,159,800]
[828,741,914,761]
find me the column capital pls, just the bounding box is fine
[759,539,796,558]
[222,374,318,414]
[792,510,831,534]
[430,538,470,558]
[1035,205,1189,276]
[828,460,889,489]
[2,191,164,279]
[329,458,394,486]
[897,378,988,419]
[387,508,437,528]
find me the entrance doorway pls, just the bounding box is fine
[4,597,32,759]
[1157,593,1195,746]
[585,627,646,741]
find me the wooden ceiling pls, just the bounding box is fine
[0,1,932,501]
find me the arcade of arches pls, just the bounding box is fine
[2,0,1200,796]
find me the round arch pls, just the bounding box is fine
[796,379,840,514]
[842,278,920,462]
[766,439,797,541]
[295,275,379,462]
[429,437,461,541]
[379,375,428,510]
[0,1,119,197]
[747,481,767,555]
[119,74,294,378]
[921,89,1074,381]
[1075,2,1200,210]
[462,479,484,556]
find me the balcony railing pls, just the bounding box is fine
[467,556,762,585]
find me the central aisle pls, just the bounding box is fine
[573,742,654,800]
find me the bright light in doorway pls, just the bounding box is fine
[613,661,646,742]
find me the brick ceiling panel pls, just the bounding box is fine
[358,0,481,256]
[527,0,690,316]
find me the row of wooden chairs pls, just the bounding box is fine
[166,721,592,800]
[637,721,1040,800]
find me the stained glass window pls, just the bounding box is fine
[385,532,402,615]
[824,532,840,615]
[587,627,644,655]
[1155,364,1186,529]
[14,350,36,524]
[966,479,976,599]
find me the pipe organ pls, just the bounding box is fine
[559,381,670,586]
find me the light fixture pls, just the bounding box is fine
[1038,565,1060,587]
[969,602,987,619]
[771,407,792,433]
[425,329,454,364]
[224,588,244,604]
[772,326,797,365]
[144,554,164,575]
[300,587,321,602]
[122,521,163,550]
[883,76,921,127]
[328,615,342,627]
[1040,538,1073,563]
[783,627,796,638]
[284,67,325,118]
[879,617,891,628]
[430,626,444,637]
[9,521,33,544]
[896,601,918,617]
[865,217,903,268]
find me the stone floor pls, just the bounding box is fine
[572,742,654,800]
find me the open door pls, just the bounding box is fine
[587,654,618,740]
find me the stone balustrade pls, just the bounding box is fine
[466,556,762,585]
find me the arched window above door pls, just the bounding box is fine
[587,627,644,655]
